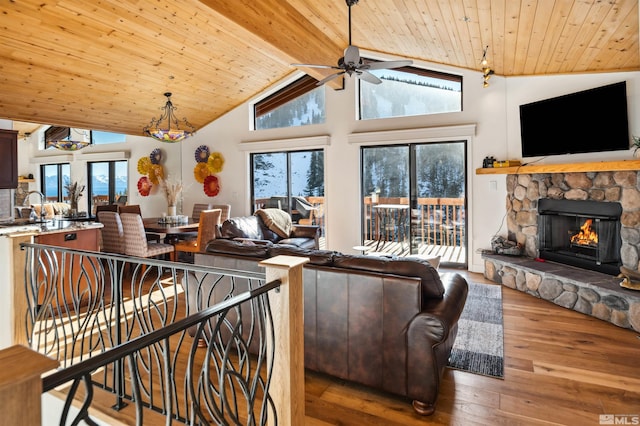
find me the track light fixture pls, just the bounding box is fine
[481,46,494,88]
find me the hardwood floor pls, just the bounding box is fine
[57,269,640,425]
[303,270,640,425]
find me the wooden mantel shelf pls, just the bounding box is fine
[475,159,640,175]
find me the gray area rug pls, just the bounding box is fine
[447,282,504,379]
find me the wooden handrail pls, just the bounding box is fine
[0,345,58,426]
[260,255,309,426]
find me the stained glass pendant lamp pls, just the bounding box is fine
[143,92,195,143]
[45,127,90,151]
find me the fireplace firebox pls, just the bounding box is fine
[537,199,622,275]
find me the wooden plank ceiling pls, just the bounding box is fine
[1,0,638,137]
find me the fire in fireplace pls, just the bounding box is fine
[538,199,622,275]
[570,219,598,247]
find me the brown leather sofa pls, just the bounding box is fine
[192,241,468,415]
[219,213,320,249]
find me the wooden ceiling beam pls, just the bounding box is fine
[197,0,346,89]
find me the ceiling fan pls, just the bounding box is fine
[292,0,413,86]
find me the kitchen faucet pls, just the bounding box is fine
[24,190,46,222]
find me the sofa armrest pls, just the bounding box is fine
[420,273,468,322]
[290,224,319,238]
[405,273,468,411]
[290,225,320,243]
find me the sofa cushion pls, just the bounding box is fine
[278,237,317,249]
[332,254,445,298]
[221,216,264,240]
[205,238,272,258]
[268,245,337,266]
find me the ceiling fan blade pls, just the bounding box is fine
[291,63,340,70]
[343,45,360,65]
[316,71,345,86]
[365,60,413,70]
[358,70,382,85]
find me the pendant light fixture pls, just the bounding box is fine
[143,92,195,143]
[481,46,495,88]
[45,126,91,151]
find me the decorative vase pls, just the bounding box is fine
[168,205,177,216]
[70,199,78,217]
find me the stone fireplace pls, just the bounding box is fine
[483,168,640,332]
[506,170,640,273]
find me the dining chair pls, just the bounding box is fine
[191,203,212,222]
[211,204,231,222]
[97,211,125,254]
[118,204,163,242]
[174,203,212,242]
[96,204,119,215]
[120,213,175,262]
[118,204,142,215]
[174,209,221,262]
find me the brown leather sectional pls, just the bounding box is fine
[193,240,468,415]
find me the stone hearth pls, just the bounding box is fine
[483,253,640,332]
[483,168,640,332]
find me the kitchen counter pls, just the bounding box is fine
[0,220,103,349]
[0,218,102,236]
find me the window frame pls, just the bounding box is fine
[357,62,463,120]
[87,160,128,214]
[249,148,325,235]
[39,163,71,202]
[91,130,127,145]
[253,75,325,130]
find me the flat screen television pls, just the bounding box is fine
[519,81,630,157]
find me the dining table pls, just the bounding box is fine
[371,204,410,250]
[143,217,199,244]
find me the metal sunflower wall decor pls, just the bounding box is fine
[193,145,224,197]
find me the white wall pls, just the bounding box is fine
[15,64,640,273]
[18,130,182,217]
[174,61,508,272]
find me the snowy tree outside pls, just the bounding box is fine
[362,143,465,199]
[252,151,324,199]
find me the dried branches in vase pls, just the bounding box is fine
[160,178,183,214]
[64,181,85,214]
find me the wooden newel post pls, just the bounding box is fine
[259,255,309,426]
[0,345,59,426]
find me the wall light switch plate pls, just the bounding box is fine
[490,180,497,191]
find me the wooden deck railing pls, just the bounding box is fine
[364,196,465,248]
[254,195,465,256]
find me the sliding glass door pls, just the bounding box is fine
[361,141,466,267]
[250,149,325,241]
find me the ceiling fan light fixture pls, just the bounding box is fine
[143,92,195,143]
[291,0,412,86]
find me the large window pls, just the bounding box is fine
[40,163,71,202]
[88,161,128,214]
[361,142,466,267]
[251,149,325,240]
[254,75,325,130]
[92,130,126,145]
[359,65,462,120]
